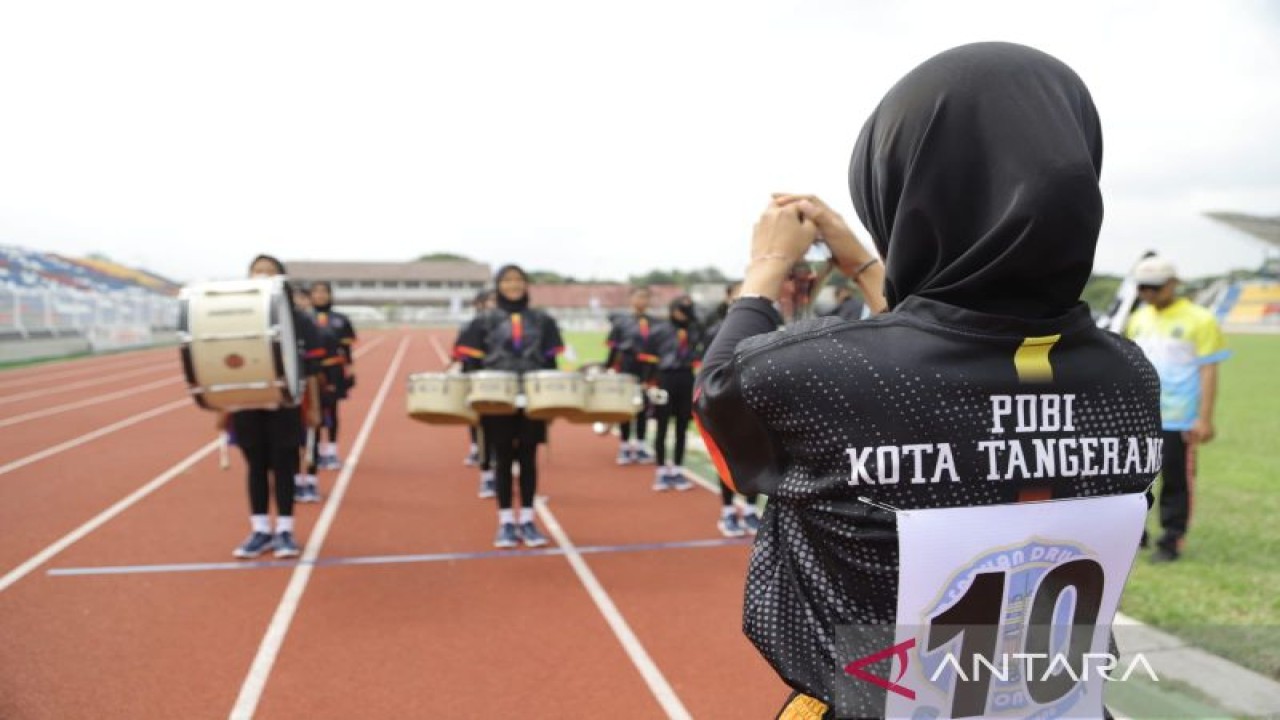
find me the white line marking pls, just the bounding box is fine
[0,362,173,405]
[0,348,167,386]
[537,501,693,720]
[426,332,450,364]
[429,333,690,716]
[0,398,190,478]
[0,377,182,428]
[0,439,218,593]
[228,336,408,720]
[0,336,388,478]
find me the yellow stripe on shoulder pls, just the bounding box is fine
[1014,334,1061,384]
[778,694,828,720]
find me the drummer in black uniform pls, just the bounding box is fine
[454,264,564,548]
[221,254,323,558]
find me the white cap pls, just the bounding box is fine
[1133,257,1177,286]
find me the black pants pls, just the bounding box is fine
[320,394,340,443]
[482,412,544,510]
[1148,429,1194,548]
[470,423,496,472]
[720,478,758,506]
[233,409,300,517]
[618,397,649,442]
[654,369,694,467]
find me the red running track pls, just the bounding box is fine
[0,329,788,719]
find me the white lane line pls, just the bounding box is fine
[0,335,389,475]
[0,440,218,593]
[0,398,190,478]
[0,348,168,386]
[537,502,693,720]
[0,362,174,405]
[426,332,451,365]
[429,331,690,718]
[228,336,408,720]
[0,377,182,428]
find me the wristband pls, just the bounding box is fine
[850,257,880,278]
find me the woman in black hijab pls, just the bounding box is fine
[695,43,1161,718]
[454,264,564,548]
[647,295,702,492]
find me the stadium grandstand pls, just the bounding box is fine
[0,245,181,362]
[1199,212,1280,330]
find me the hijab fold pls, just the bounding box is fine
[849,42,1103,319]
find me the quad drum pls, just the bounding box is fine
[466,370,521,415]
[406,372,476,425]
[579,372,642,423]
[524,370,587,421]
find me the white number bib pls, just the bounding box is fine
[880,494,1146,719]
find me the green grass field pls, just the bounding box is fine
[1120,333,1280,678]
[562,330,610,370]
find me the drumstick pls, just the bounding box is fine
[305,427,317,468]
[218,432,230,470]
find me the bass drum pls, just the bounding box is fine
[178,276,301,412]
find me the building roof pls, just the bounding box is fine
[528,283,687,310]
[1205,212,1280,249]
[284,259,492,282]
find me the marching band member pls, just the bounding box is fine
[223,255,323,559]
[604,286,658,465]
[454,265,564,548]
[647,295,702,492]
[309,280,357,471]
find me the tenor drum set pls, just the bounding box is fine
[406,368,641,426]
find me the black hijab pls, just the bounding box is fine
[849,42,1103,319]
[493,264,530,312]
[311,280,334,312]
[669,296,696,328]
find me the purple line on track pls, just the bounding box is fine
[46,536,752,578]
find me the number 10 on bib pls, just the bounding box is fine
[883,493,1146,719]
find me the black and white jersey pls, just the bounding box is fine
[694,295,1162,707]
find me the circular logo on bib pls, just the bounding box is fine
[224,353,245,369]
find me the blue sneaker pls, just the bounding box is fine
[616,447,633,465]
[272,531,301,558]
[742,511,761,535]
[233,531,275,559]
[494,523,520,548]
[478,471,496,499]
[295,483,321,504]
[718,513,746,538]
[669,469,693,491]
[519,522,549,548]
[652,468,671,492]
[633,447,656,464]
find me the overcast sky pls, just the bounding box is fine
[1,0,1277,284]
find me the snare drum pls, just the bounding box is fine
[578,372,643,424]
[407,372,475,425]
[178,276,302,412]
[468,370,521,415]
[524,370,587,421]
